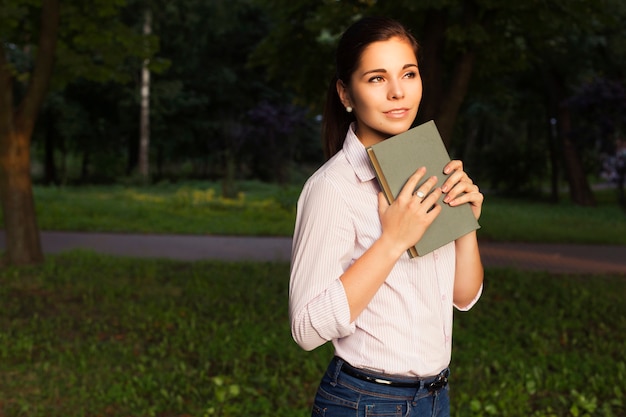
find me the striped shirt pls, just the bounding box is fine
[289,125,481,377]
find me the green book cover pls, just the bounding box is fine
[366,120,480,257]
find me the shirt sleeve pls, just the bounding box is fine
[289,173,357,351]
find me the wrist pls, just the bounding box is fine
[376,233,408,261]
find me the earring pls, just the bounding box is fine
[346,106,353,113]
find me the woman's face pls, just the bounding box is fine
[338,36,422,148]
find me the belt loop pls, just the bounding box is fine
[330,356,344,387]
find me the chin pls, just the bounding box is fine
[385,123,413,136]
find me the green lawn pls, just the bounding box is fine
[0,182,625,416]
[31,182,299,237]
[0,253,623,416]
[27,181,626,245]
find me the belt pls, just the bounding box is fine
[340,361,449,391]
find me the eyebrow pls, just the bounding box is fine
[361,63,418,77]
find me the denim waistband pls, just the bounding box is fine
[332,356,449,391]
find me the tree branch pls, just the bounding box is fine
[0,43,14,139]
[16,0,60,134]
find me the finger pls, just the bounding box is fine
[397,167,427,200]
[426,201,443,216]
[443,160,463,175]
[420,187,443,211]
[413,176,439,200]
[443,177,474,202]
[441,169,471,194]
[447,184,483,206]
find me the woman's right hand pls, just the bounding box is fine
[377,167,442,257]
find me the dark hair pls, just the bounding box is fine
[322,17,419,159]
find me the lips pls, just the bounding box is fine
[384,108,411,118]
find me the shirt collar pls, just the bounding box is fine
[343,123,377,183]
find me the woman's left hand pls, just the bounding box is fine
[440,160,483,220]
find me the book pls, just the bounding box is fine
[366,120,480,257]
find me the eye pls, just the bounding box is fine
[368,75,385,83]
[403,71,417,79]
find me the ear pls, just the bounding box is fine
[336,79,352,109]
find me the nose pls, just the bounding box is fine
[388,79,404,100]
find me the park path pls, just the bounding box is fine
[1,231,625,274]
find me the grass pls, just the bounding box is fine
[0,252,624,416]
[478,195,626,244]
[0,181,624,415]
[25,181,626,244]
[31,181,301,237]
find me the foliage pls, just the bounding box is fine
[601,146,626,196]
[0,0,162,89]
[248,0,626,204]
[1,182,622,243]
[146,0,282,182]
[568,78,626,150]
[35,80,136,184]
[27,182,299,236]
[568,78,626,206]
[243,101,321,183]
[7,0,626,204]
[458,83,549,196]
[454,0,626,200]
[0,253,624,416]
[452,269,626,417]
[29,0,322,184]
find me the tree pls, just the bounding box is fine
[138,8,152,181]
[0,0,59,266]
[250,0,492,147]
[245,100,310,184]
[485,0,624,205]
[252,0,626,205]
[569,78,626,207]
[0,0,160,265]
[144,0,273,192]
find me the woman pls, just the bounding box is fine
[289,16,484,417]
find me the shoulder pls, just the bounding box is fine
[302,152,354,192]
[295,152,362,218]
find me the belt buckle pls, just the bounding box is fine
[425,372,448,392]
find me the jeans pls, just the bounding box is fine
[311,357,450,417]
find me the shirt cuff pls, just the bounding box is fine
[309,279,355,340]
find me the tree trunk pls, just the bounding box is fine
[545,69,596,206]
[0,0,59,265]
[0,131,44,265]
[416,9,447,126]
[44,110,58,185]
[81,150,89,182]
[618,173,625,210]
[416,5,477,149]
[546,116,560,202]
[222,149,237,198]
[558,105,596,206]
[436,50,476,148]
[138,8,152,182]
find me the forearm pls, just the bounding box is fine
[453,230,484,308]
[340,235,404,322]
